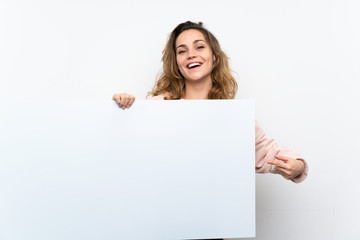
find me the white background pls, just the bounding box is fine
[1,0,360,239]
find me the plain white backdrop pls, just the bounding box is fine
[1,0,360,239]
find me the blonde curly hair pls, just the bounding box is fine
[148,21,238,99]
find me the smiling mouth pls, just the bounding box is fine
[187,62,202,69]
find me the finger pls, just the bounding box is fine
[282,174,291,180]
[119,95,127,109]
[112,94,120,101]
[275,155,290,162]
[117,96,124,107]
[112,94,120,104]
[127,97,135,108]
[272,167,292,180]
[123,96,131,109]
[271,164,290,175]
[268,160,290,170]
[279,168,292,177]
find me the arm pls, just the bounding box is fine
[255,121,308,183]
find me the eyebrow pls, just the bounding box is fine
[176,39,206,50]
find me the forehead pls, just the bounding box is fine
[175,29,206,47]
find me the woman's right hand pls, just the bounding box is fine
[112,93,135,109]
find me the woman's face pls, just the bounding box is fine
[175,29,215,84]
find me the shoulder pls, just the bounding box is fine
[148,93,167,100]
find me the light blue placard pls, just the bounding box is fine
[0,100,255,240]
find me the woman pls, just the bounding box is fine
[113,21,308,183]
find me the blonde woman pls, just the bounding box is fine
[113,21,308,183]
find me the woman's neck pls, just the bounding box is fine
[182,78,212,100]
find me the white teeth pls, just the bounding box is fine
[188,62,201,68]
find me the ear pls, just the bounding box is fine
[212,54,217,71]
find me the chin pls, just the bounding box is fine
[185,76,210,82]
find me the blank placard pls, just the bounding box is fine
[0,100,255,240]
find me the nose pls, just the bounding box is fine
[187,48,197,59]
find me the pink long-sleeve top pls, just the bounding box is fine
[150,94,308,183]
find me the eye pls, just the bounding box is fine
[197,45,205,50]
[178,50,186,54]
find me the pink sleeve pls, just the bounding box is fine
[255,121,308,183]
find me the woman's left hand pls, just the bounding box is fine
[267,155,305,180]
